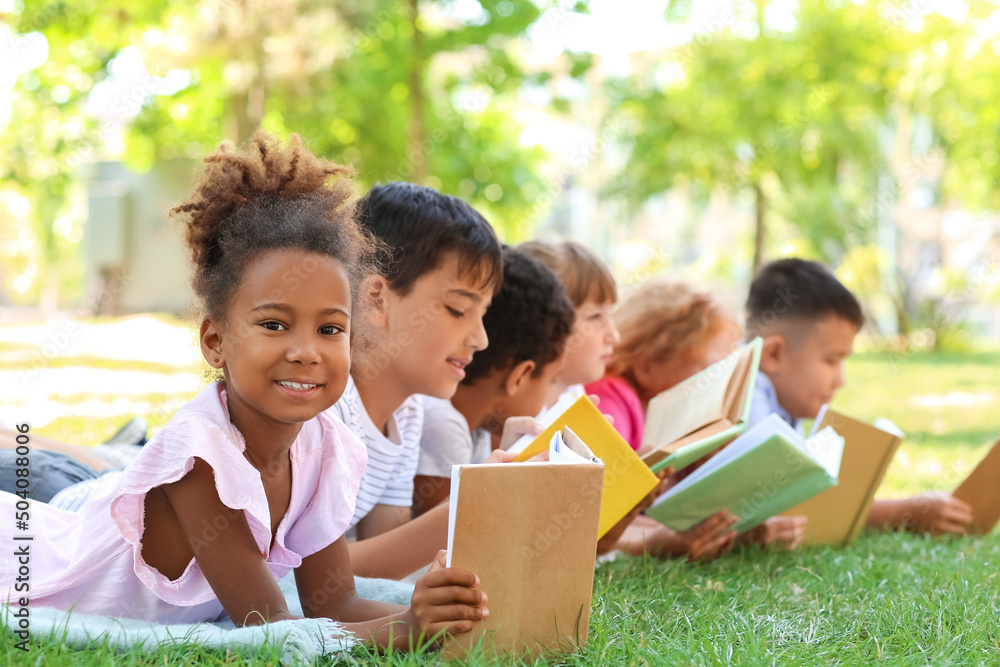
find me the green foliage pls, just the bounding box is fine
[1,1,166,304]
[605,0,960,266]
[122,0,551,235]
[912,0,1000,212]
[0,0,569,305]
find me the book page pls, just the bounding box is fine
[800,426,845,478]
[507,392,579,455]
[643,344,743,447]
[873,417,905,438]
[809,404,830,438]
[550,427,599,463]
[657,414,800,500]
[445,465,461,568]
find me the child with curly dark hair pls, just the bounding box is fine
[0,132,488,649]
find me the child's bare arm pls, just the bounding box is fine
[147,459,294,625]
[412,475,451,515]
[297,545,486,649]
[348,503,451,579]
[617,510,737,560]
[354,504,411,540]
[596,467,673,554]
[867,494,973,535]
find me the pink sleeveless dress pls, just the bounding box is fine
[1,382,367,623]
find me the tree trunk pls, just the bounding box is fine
[229,1,266,144]
[752,179,766,276]
[408,0,427,185]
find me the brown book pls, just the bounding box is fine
[441,428,603,660]
[781,408,902,545]
[953,438,1000,535]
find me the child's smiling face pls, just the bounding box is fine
[376,251,494,399]
[202,249,353,428]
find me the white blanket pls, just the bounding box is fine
[2,575,416,663]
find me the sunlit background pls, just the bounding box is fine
[3,0,1000,350]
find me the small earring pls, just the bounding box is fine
[214,357,220,363]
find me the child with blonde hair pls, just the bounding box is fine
[588,279,806,559]
[0,132,487,648]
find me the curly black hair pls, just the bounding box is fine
[170,130,377,319]
[463,246,575,384]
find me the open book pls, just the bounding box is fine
[781,407,903,545]
[442,427,603,660]
[641,337,762,473]
[953,437,1000,535]
[645,413,844,533]
[507,394,658,538]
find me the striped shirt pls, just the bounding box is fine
[327,376,424,529]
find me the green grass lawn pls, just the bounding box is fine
[3,335,1000,665]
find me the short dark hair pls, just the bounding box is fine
[463,247,575,384]
[355,182,502,295]
[745,258,864,339]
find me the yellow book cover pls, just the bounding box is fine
[509,395,657,538]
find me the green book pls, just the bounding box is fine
[645,413,844,533]
[641,337,763,473]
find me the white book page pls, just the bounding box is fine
[874,418,905,438]
[506,392,579,455]
[657,414,800,500]
[809,404,830,438]
[644,346,742,446]
[549,427,599,464]
[549,431,581,464]
[445,465,461,568]
[801,426,845,478]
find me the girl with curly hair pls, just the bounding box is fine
[0,132,487,649]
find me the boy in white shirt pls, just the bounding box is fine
[412,247,576,515]
[339,182,503,566]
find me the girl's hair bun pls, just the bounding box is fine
[170,130,376,318]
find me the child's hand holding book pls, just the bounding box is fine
[617,511,738,561]
[404,550,489,647]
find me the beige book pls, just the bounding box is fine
[641,338,762,473]
[781,408,902,545]
[953,438,1000,535]
[441,428,603,660]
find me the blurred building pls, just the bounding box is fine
[84,160,194,315]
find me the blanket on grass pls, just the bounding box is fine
[2,576,415,664]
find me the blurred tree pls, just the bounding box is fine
[125,0,555,235]
[1,0,172,308]
[1,0,575,307]
[607,0,911,274]
[912,0,1000,213]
